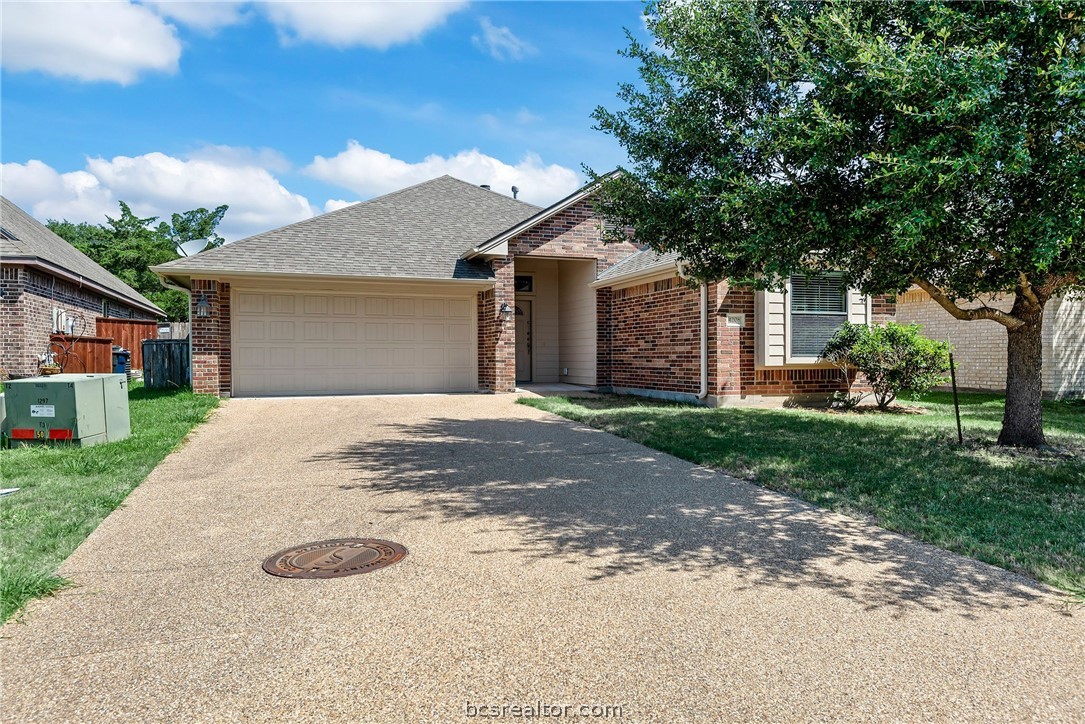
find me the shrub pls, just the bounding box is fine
[822,322,951,410]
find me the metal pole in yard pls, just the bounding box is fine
[949,351,963,445]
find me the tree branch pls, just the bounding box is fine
[1017,272,1040,309]
[912,278,1025,330]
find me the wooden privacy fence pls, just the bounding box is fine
[96,317,158,368]
[142,339,190,390]
[158,322,190,340]
[51,335,113,373]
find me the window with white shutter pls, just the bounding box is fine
[789,273,847,357]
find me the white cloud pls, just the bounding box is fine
[262,1,467,49]
[0,1,181,84]
[1,151,315,241]
[472,17,536,61]
[185,144,294,174]
[304,141,582,206]
[143,1,249,32]
[323,199,360,213]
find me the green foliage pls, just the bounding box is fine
[822,322,950,410]
[593,0,1083,299]
[591,0,1084,445]
[48,202,229,321]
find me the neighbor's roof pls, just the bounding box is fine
[596,248,681,283]
[0,196,165,317]
[154,176,541,283]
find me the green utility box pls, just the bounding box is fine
[2,374,130,447]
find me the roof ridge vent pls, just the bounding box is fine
[479,184,491,190]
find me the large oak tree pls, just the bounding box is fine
[592,0,1083,447]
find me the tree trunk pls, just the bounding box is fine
[997,307,1046,447]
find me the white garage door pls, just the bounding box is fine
[231,289,476,396]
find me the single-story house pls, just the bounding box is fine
[1,196,165,378]
[153,175,893,403]
[896,289,1084,399]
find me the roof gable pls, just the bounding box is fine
[155,176,541,282]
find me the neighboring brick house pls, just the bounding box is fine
[153,175,892,404]
[1,196,164,378]
[896,288,1084,399]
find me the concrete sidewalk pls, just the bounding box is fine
[2,395,1082,721]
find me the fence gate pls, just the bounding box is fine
[142,339,190,390]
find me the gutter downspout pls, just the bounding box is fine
[698,283,709,400]
[676,261,710,402]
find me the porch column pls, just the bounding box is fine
[492,258,516,392]
[477,258,516,393]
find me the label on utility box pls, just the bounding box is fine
[30,405,55,418]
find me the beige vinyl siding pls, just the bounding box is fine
[756,289,787,366]
[558,259,598,385]
[847,288,870,325]
[515,258,560,383]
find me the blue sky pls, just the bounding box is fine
[1,1,648,240]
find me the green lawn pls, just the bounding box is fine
[521,392,1085,594]
[1,384,218,621]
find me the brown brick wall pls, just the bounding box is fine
[598,277,717,395]
[190,279,231,395]
[1,265,148,378]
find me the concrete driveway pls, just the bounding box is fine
[2,395,1082,721]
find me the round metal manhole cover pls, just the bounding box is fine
[262,538,407,579]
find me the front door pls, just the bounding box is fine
[515,300,532,383]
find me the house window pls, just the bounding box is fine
[514,275,533,293]
[101,299,109,317]
[790,273,847,357]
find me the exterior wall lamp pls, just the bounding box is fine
[499,302,513,321]
[195,293,212,318]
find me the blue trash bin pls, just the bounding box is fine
[112,347,131,375]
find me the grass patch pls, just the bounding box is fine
[1,383,218,621]
[521,391,1085,593]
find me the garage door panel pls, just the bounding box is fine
[233,289,475,396]
[422,299,445,317]
[238,347,265,368]
[268,295,295,314]
[422,324,445,342]
[332,322,357,341]
[238,293,265,314]
[269,321,295,340]
[304,295,328,314]
[448,323,469,343]
[268,347,296,367]
[332,296,356,315]
[238,320,265,341]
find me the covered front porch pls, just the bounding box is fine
[512,256,598,386]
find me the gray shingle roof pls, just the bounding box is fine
[155,176,541,281]
[1,196,164,316]
[597,248,681,281]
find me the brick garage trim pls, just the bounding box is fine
[189,279,232,396]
